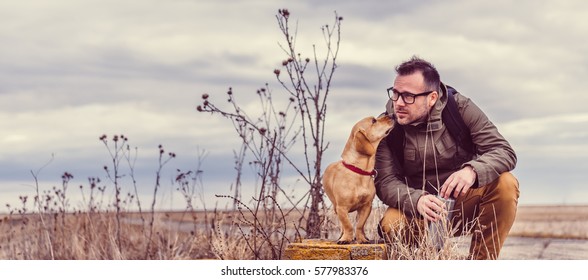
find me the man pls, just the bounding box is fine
[374,56,519,260]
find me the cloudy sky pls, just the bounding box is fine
[1,0,587,211]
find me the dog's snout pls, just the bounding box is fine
[382,114,395,136]
[380,113,395,126]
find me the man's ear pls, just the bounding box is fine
[354,129,375,155]
[428,91,439,108]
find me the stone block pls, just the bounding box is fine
[283,239,388,260]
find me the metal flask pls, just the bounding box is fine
[428,196,456,250]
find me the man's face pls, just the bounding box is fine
[392,72,437,125]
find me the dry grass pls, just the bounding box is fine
[0,203,318,260]
[0,211,214,260]
[1,202,584,260]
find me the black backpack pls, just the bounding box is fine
[386,85,475,166]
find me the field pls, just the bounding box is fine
[509,205,588,239]
[1,204,585,260]
[161,204,588,240]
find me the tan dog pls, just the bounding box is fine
[323,114,395,244]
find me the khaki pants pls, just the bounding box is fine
[378,172,520,260]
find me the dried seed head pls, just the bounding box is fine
[202,93,209,99]
[280,9,290,18]
[274,69,280,76]
[196,105,203,112]
[61,172,73,180]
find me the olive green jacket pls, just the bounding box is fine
[374,83,517,217]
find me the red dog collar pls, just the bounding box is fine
[342,161,377,178]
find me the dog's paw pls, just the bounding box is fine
[355,234,370,244]
[336,239,352,245]
[357,238,371,244]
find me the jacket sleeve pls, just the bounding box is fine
[374,135,426,217]
[458,95,517,186]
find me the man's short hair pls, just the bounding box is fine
[396,55,441,91]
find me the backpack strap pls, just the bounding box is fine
[443,85,475,155]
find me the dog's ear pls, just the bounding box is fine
[354,128,375,155]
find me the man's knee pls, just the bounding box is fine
[493,172,520,203]
[378,207,426,246]
[378,207,405,238]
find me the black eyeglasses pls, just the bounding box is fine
[386,87,434,104]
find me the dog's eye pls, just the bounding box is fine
[371,118,377,124]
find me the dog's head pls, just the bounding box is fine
[345,114,395,156]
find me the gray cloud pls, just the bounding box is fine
[1,0,587,208]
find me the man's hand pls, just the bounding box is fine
[417,194,446,222]
[440,165,477,199]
